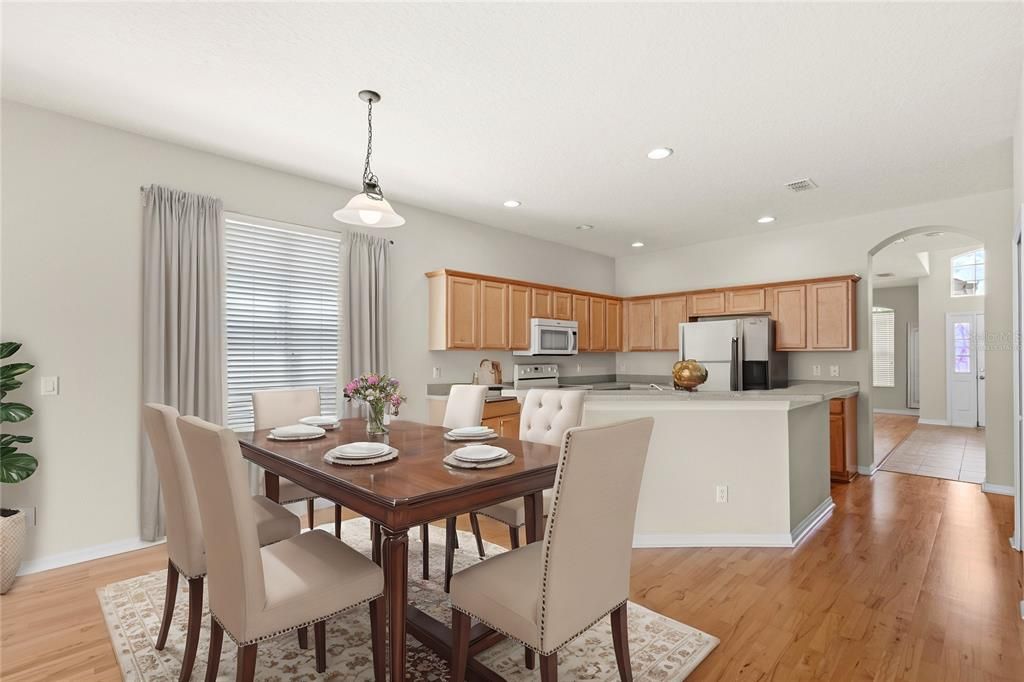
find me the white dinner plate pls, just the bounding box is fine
[299,415,341,428]
[269,424,326,439]
[331,442,392,459]
[452,444,510,463]
[448,426,494,437]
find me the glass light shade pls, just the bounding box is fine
[333,192,405,228]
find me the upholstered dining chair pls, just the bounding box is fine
[142,403,302,682]
[423,385,489,586]
[469,389,585,554]
[450,417,655,682]
[177,415,387,682]
[251,387,344,537]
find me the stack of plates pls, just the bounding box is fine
[268,424,326,441]
[299,415,342,430]
[451,444,510,463]
[444,425,497,441]
[324,442,396,465]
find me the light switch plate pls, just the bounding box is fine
[432,367,441,379]
[40,376,59,395]
[812,365,821,377]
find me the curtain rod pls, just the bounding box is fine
[139,185,394,244]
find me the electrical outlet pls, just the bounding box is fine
[576,363,583,373]
[812,365,821,377]
[15,507,36,526]
[715,485,728,503]
[830,365,840,377]
[432,367,441,379]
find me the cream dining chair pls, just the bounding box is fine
[470,389,585,551]
[251,387,344,537]
[142,403,302,682]
[177,415,387,682]
[450,417,655,682]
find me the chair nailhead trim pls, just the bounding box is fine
[212,591,384,647]
[169,559,206,581]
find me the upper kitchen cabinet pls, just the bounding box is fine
[509,284,532,351]
[552,291,572,320]
[807,279,857,350]
[655,295,687,351]
[689,291,726,317]
[428,273,479,350]
[572,294,591,351]
[532,288,553,319]
[478,280,509,349]
[725,288,767,314]
[625,299,656,351]
[590,297,608,351]
[607,299,623,351]
[770,285,807,350]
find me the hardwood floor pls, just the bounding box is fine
[874,413,919,462]
[2,473,1022,681]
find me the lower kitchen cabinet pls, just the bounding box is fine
[481,399,521,437]
[829,396,858,482]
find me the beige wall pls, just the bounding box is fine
[615,190,1014,484]
[871,285,919,412]
[0,101,616,565]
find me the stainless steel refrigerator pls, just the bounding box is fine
[679,316,788,391]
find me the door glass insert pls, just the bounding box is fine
[954,322,972,373]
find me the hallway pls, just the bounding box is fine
[878,415,986,483]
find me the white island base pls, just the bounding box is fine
[582,394,835,548]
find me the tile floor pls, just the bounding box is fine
[879,423,986,483]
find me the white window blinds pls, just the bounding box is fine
[224,217,340,431]
[872,307,895,388]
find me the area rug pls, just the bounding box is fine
[98,518,718,680]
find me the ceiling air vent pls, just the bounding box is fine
[876,272,896,278]
[785,177,818,192]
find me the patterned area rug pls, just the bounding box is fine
[98,518,718,680]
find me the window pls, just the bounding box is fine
[872,306,895,388]
[953,321,972,374]
[224,216,341,431]
[951,248,984,297]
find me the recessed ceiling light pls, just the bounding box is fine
[576,224,594,231]
[503,199,521,208]
[757,216,776,224]
[631,241,645,248]
[925,231,945,237]
[647,147,673,160]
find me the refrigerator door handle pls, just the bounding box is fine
[730,337,740,391]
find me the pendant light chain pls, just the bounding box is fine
[362,98,383,199]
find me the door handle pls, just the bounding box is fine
[979,373,986,380]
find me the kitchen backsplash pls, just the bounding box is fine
[427,350,618,386]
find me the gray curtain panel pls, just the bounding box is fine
[341,231,392,416]
[140,185,224,542]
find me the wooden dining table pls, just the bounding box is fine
[238,418,561,681]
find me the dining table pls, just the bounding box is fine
[238,418,561,681]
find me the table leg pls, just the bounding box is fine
[383,528,409,682]
[524,491,544,544]
[371,522,382,566]
[264,471,280,503]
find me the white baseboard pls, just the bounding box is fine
[790,498,836,546]
[859,463,880,476]
[918,418,950,426]
[17,536,166,576]
[873,408,920,416]
[981,483,1015,496]
[633,498,835,550]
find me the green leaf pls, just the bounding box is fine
[0,377,22,394]
[0,403,33,422]
[0,342,21,360]
[0,363,33,381]
[0,435,32,447]
[0,449,37,483]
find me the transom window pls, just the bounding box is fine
[872,306,895,388]
[951,248,984,297]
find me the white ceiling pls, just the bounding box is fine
[3,2,1021,256]
[872,232,981,289]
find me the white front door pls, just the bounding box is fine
[949,313,979,427]
[976,313,986,427]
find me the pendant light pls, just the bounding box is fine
[333,90,406,228]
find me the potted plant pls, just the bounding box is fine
[1,342,37,593]
[342,373,407,435]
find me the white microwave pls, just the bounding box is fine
[514,318,579,356]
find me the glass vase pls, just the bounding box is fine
[366,402,389,436]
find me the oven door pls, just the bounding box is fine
[532,324,577,355]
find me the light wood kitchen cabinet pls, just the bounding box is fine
[829,396,858,482]
[689,291,726,317]
[607,299,623,351]
[478,280,509,349]
[481,398,521,438]
[771,285,807,350]
[428,274,480,350]
[590,297,607,351]
[655,295,687,351]
[532,288,553,319]
[725,288,767,314]
[807,279,856,351]
[508,284,532,351]
[552,291,572,320]
[625,299,656,351]
[572,295,591,351]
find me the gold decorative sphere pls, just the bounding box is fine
[672,359,708,392]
